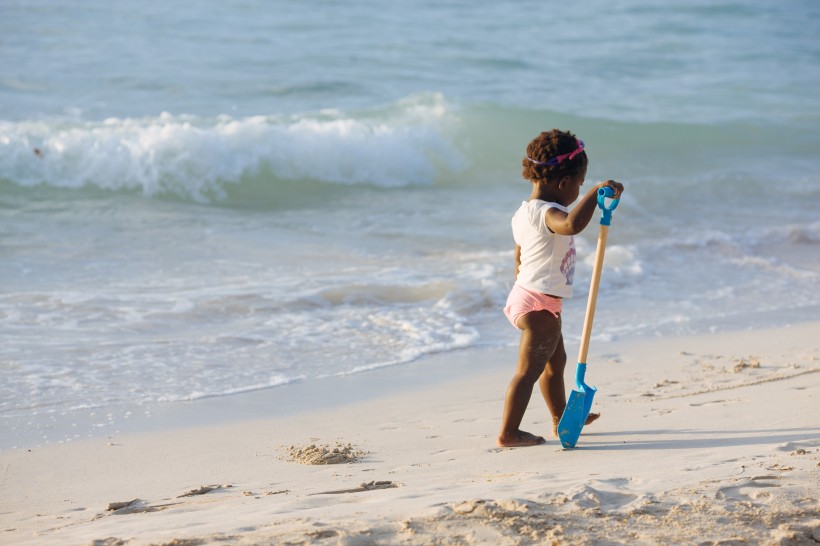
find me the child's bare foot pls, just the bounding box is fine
[497,430,546,447]
[552,413,601,436]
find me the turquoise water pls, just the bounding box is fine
[1,1,819,436]
[3,1,818,123]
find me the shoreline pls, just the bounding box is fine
[0,341,513,452]
[2,322,819,544]
[4,312,819,452]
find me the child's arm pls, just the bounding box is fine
[545,180,623,235]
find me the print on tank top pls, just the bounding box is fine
[560,246,576,286]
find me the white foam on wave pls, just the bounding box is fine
[749,220,820,246]
[0,93,465,200]
[583,244,643,282]
[159,374,303,403]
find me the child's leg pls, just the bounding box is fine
[538,333,567,423]
[497,310,562,447]
[538,336,601,437]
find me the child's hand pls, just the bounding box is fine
[597,180,624,199]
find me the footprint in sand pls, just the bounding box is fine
[775,440,820,454]
[311,480,398,495]
[105,499,180,515]
[766,463,795,472]
[716,476,781,502]
[103,484,232,518]
[565,481,640,512]
[688,399,740,407]
[177,484,231,498]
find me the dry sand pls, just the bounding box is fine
[1,322,818,545]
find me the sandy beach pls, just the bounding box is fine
[3,1,819,544]
[1,321,818,545]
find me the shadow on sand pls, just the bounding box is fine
[573,426,820,451]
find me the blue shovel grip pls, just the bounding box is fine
[597,186,620,226]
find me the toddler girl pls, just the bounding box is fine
[498,129,623,447]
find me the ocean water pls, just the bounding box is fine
[1,1,819,433]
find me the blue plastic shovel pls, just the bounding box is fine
[558,186,620,449]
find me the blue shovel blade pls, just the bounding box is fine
[581,384,597,424]
[558,364,597,448]
[558,389,586,448]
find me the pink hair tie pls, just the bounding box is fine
[526,139,585,167]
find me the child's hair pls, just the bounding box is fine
[522,129,588,183]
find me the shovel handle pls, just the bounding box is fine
[577,187,619,364]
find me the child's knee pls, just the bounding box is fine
[520,361,547,383]
[555,346,567,366]
[548,347,567,372]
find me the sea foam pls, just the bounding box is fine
[0,94,465,201]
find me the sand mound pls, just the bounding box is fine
[284,442,366,465]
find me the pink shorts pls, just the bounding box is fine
[503,284,563,329]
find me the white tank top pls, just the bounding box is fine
[511,200,575,298]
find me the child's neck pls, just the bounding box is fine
[529,182,562,204]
